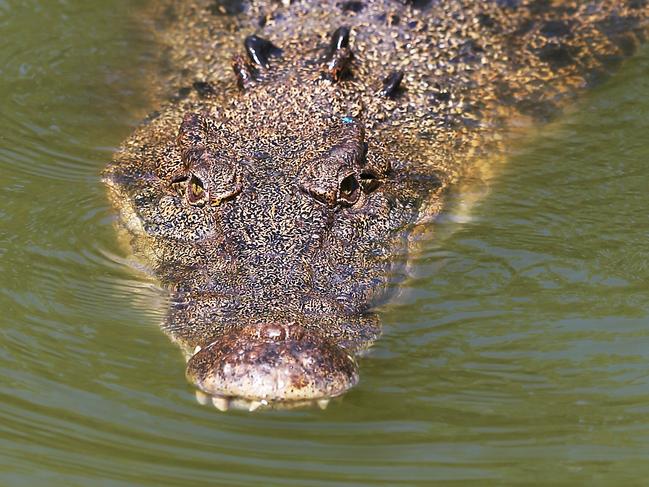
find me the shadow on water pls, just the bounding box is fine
[3,1,649,485]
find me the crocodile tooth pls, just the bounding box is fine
[212,396,230,412]
[195,390,210,405]
[317,399,330,410]
[193,345,202,354]
[248,401,262,412]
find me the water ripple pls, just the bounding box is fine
[4,1,649,485]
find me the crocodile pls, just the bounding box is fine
[103,0,649,410]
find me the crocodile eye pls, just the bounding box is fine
[299,117,369,208]
[187,174,208,206]
[338,173,360,206]
[298,162,362,208]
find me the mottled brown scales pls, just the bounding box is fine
[104,0,649,407]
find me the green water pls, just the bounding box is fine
[3,1,649,485]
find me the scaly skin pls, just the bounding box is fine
[104,0,649,409]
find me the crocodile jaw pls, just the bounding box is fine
[185,323,358,405]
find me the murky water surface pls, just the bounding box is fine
[3,1,649,485]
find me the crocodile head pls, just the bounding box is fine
[104,28,441,409]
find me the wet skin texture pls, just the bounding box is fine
[104,0,649,407]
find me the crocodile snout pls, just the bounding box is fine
[186,323,359,407]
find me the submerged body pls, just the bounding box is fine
[104,0,648,409]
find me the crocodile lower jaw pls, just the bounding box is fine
[194,389,334,412]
